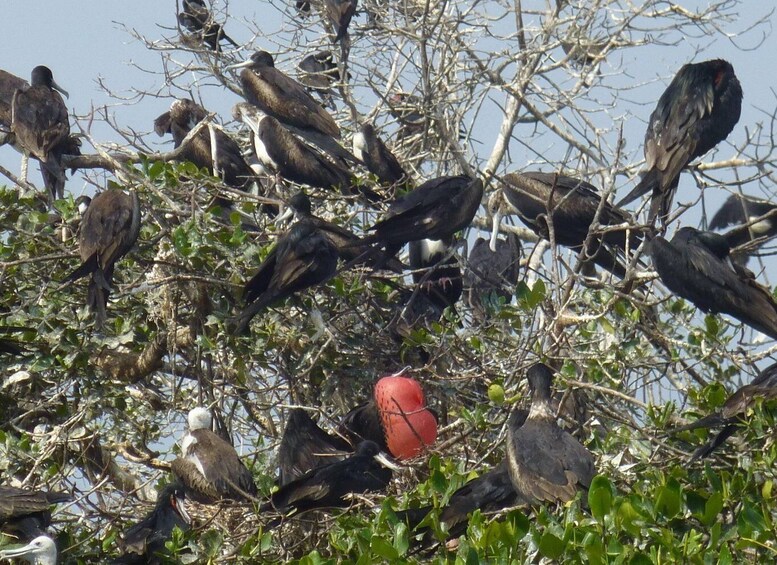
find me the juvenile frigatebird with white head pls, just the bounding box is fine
[171,407,258,503]
[0,535,57,565]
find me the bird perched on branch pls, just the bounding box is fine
[617,59,742,223]
[64,189,141,329]
[171,407,258,503]
[494,172,640,278]
[464,234,521,321]
[669,362,777,461]
[506,363,596,504]
[709,194,777,263]
[651,226,777,340]
[10,66,71,201]
[177,0,238,52]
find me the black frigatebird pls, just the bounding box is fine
[277,408,352,486]
[154,99,261,199]
[260,440,399,517]
[10,66,71,200]
[709,194,777,262]
[231,216,339,334]
[339,372,438,460]
[650,227,777,340]
[506,363,596,504]
[669,362,777,461]
[358,175,484,266]
[0,486,70,540]
[297,51,342,104]
[64,189,141,328]
[324,0,358,44]
[495,172,640,278]
[177,0,238,52]
[171,407,258,503]
[409,238,462,311]
[232,104,355,195]
[464,234,521,321]
[225,51,357,164]
[112,482,190,564]
[617,59,743,222]
[353,123,408,187]
[275,192,401,271]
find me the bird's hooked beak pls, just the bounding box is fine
[374,452,402,471]
[490,209,502,252]
[52,80,69,99]
[0,540,43,560]
[274,206,295,227]
[172,492,191,524]
[225,59,254,71]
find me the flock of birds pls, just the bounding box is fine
[2,0,777,562]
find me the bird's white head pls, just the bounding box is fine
[0,535,57,565]
[187,407,212,431]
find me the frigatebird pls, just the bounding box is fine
[171,407,258,503]
[617,59,743,222]
[409,238,462,311]
[177,0,238,52]
[277,408,352,486]
[353,123,408,187]
[275,192,401,271]
[64,189,141,328]
[650,227,777,340]
[709,194,777,260]
[0,535,57,565]
[340,372,438,460]
[10,66,71,200]
[464,235,521,321]
[154,99,261,198]
[324,0,358,44]
[226,51,357,164]
[506,363,596,504]
[359,175,483,266]
[112,482,190,564]
[670,362,777,461]
[232,104,352,194]
[495,172,640,278]
[297,51,342,103]
[0,486,70,540]
[232,212,339,334]
[260,440,399,517]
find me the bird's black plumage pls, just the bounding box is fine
[154,99,260,198]
[64,189,141,328]
[670,362,777,461]
[232,105,353,194]
[338,402,388,453]
[11,66,71,200]
[353,123,408,187]
[362,175,483,263]
[499,172,639,278]
[233,218,339,334]
[506,364,596,504]
[297,51,343,104]
[709,194,777,258]
[260,440,395,516]
[278,408,352,486]
[650,227,777,340]
[409,238,462,311]
[0,486,70,540]
[464,235,521,321]
[113,482,190,565]
[324,0,358,43]
[177,0,238,51]
[617,59,743,221]
[277,192,401,271]
[226,51,358,164]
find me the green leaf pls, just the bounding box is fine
[538,532,565,559]
[588,475,613,523]
[370,536,398,560]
